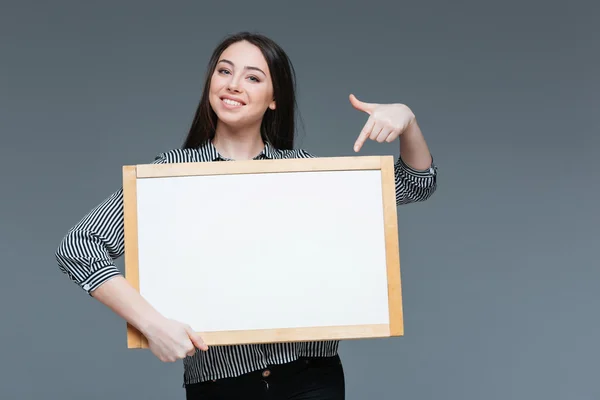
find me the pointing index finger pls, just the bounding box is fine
[354,114,375,152]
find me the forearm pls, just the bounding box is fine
[399,120,433,171]
[91,276,164,335]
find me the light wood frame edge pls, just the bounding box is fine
[380,156,404,336]
[136,155,383,178]
[123,165,144,348]
[124,155,403,348]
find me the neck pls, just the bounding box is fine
[212,122,265,160]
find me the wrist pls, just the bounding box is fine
[402,119,421,140]
[136,310,166,337]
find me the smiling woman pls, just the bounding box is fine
[54,31,438,400]
[208,41,277,158]
[183,33,298,161]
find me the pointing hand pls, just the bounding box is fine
[350,94,416,152]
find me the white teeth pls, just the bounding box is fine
[223,98,243,106]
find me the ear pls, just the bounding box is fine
[269,99,276,110]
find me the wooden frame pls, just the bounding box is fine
[123,155,402,348]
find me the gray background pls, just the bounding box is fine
[1,0,598,399]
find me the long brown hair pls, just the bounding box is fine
[182,32,298,150]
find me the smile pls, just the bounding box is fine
[221,97,245,107]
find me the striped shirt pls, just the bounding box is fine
[55,139,438,386]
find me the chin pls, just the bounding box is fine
[216,114,243,127]
[213,108,258,128]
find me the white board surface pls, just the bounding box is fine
[135,169,390,333]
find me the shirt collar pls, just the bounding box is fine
[198,139,278,161]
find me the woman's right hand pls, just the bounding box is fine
[85,276,208,362]
[143,317,209,362]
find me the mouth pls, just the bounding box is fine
[220,96,246,107]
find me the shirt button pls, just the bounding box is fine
[83,284,91,291]
[262,369,271,377]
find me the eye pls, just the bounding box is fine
[217,68,231,75]
[248,75,260,82]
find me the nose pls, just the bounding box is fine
[227,75,242,93]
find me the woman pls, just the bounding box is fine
[55,31,438,399]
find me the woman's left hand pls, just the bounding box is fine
[349,94,417,152]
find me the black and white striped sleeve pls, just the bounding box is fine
[394,155,437,205]
[55,153,168,295]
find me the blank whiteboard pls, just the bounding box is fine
[122,155,403,348]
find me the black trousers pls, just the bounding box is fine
[185,355,345,400]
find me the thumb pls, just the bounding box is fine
[186,326,208,351]
[349,93,376,114]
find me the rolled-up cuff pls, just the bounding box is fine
[396,155,437,177]
[80,264,122,295]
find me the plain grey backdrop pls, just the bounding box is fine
[1,0,598,399]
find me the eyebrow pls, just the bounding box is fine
[218,59,266,76]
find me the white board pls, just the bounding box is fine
[123,156,403,347]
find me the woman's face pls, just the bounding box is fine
[209,40,275,130]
